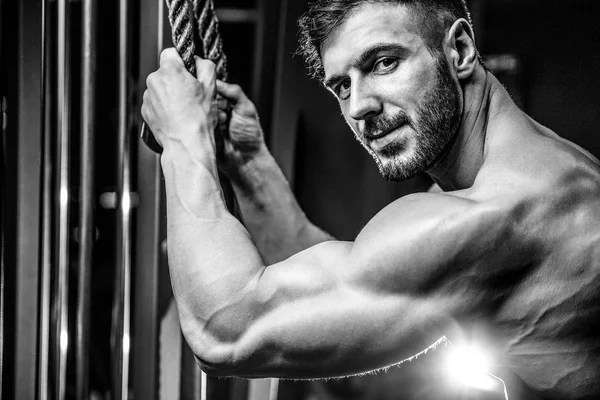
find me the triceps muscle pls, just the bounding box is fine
[217,241,458,379]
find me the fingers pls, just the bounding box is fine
[159,48,184,68]
[195,56,216,81]
[215,80,248,105]
[218,109,228,124]
[216,95,228,111]
[141,89,149,122]
[216,80,258,118]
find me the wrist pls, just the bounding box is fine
[163,120,216,153]
[225,143,271,183]
[227,144,283,197]
[161,134,219,178]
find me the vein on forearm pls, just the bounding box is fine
[162,144,227,221]
[161,146,267,338]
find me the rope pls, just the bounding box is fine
[141,0,228,153]
[192,0,227,79]
[166,0,197,74]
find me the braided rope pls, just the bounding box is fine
[166,0,197,74]
[193,0,228,80]
[141,0,228,153]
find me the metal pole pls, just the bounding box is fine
[112,0,132,398]
[38,0,52,398]
[54,0,71,398]
[133,0,165,397]
[269,379,280,400]
[0,0,4,396]
[76,0,97,398]
[14,0,45,397]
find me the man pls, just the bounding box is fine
[141,0,600,399]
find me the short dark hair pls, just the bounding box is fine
[297,0,474,82]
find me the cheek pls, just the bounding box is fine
[384,58,439,107]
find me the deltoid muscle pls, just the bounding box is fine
[142,0,228,153]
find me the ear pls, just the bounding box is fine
[447,19,478,80]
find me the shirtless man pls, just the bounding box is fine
[141,0,600,399]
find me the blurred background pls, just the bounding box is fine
[1,0,598,399]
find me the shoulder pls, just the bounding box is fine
[349,191,527,298]
[356,191,512,246]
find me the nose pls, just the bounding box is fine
[347,80,382,122]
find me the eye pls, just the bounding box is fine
[337,79,351,100]
[373,57,398,73]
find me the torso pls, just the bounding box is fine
[457,123,600,399]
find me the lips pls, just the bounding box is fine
[365,123,406,141]
[366,124,409,152]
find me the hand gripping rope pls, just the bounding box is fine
[141,0,228,153]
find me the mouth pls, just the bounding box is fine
[366,124,409,151]
[365,124,403,141]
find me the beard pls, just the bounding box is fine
[357,55,462,182]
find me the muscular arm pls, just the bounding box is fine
[164,144,432,377]
[162,135,518,378]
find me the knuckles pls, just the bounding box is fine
[145,72,155,89]
[140,101,149,121]
[195,56,216,70]
[160,47,179,65]
[195,58,217,81]
[230,84,242,97]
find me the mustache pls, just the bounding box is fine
[363,112,412,139]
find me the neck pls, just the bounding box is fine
[426,66,511,191]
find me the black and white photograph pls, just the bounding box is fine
[1,0,599,399]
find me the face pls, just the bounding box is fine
[321,3,462,181]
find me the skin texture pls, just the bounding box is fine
[141,3,600,399]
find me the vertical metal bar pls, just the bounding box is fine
[0,0,4,395]
[268,0,300,183]
[54,0,71,398]
[248,379,272,400]
[15,0,44,398]
[76,0,97,398]
[247,0,281,139]
[38,0,52,399]
[180,342,203,400]
[133,0,164,396]
[112,0,132,398]
[269,379,279,400]
[1,0,5,395]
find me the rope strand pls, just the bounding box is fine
[141,0,228,153]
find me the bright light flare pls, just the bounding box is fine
[122,191,131,212]
[123,333,130,355]
[446,344,498,391]
[60,187,69,207]
[60,329,69,352]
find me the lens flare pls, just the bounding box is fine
[446,344,497,391]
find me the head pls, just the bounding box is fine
[298,0,480,181]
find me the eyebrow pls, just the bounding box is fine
[324,43,409,89]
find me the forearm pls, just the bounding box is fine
[227,144,334,264]
[161,140,266,356]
